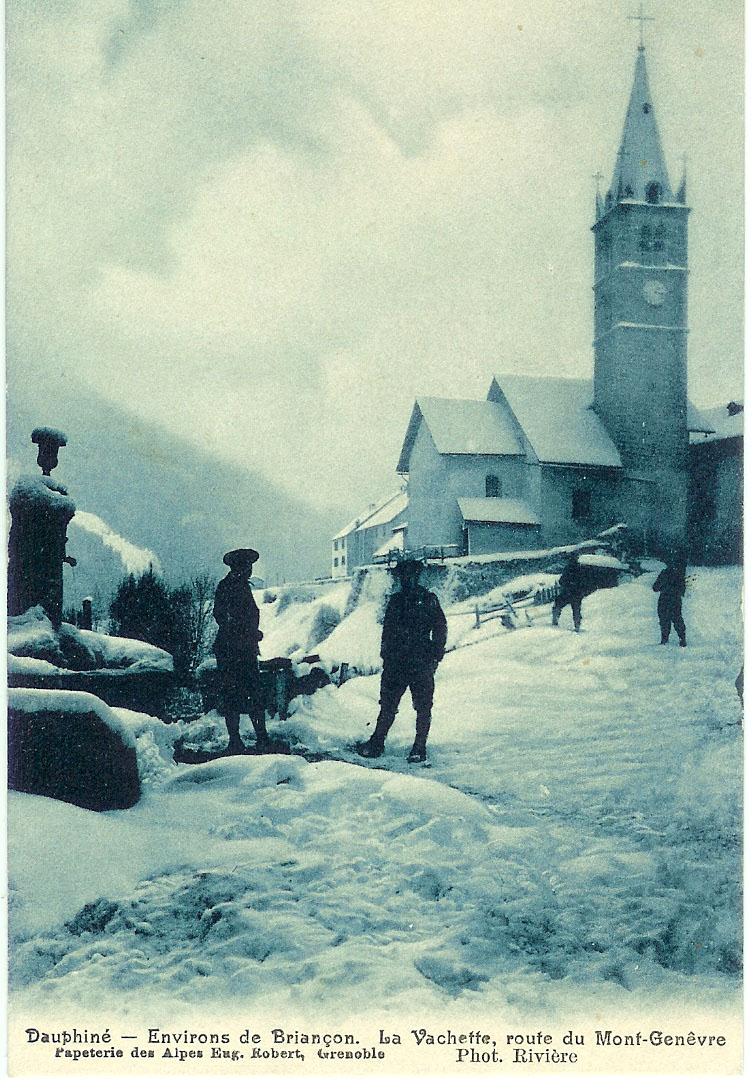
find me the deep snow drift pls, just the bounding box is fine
[7,567,742,1021]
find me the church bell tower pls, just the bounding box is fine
[592,32,690,550]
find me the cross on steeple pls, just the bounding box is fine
[628,1,654,50]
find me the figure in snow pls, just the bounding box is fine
[653,558,687,647]
[552,554,585,632]
[213,548,269,753]
[357,558,447,764]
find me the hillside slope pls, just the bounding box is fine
[7,378,346,586]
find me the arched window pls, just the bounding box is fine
[653,223,665,252]
[485,474,501,498]
[646,181,662,204]
[639,224,652,252]
[624,184,635,198]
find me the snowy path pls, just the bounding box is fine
[8,570,742,1019]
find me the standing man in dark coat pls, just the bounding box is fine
[653,558,687,646]
[552,553,585,632]
[213,548,270,753]
[357,558,447,764]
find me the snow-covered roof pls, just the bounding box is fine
[686,402,715,434]
[397,397,521,472]
[578,553,628,571]
[488,374,623,467]
[359,491,408,531]
[690,402,744,445]
[333,488,407,540]
[457,497,541,526]
[373,529,405,558]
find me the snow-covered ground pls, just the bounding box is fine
[7,567,742,1022]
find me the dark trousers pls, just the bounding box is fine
[552,593,582,631]
[658,598,686,644]
[374,661,435,742]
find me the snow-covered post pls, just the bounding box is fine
[7,427,76,629]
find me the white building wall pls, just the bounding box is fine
[406,418,534,553]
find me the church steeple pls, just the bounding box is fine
[592,16,691,553]
[608,45,672,205]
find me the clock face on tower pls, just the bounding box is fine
[642,279,667,307]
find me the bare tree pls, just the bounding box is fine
[186,572,217,675]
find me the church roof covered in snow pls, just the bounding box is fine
[457,497,541,526]
[488,374,623,467]
[396,397,521,472]
[690,401,744,445]
[488,374,711,466]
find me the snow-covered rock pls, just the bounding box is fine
[8,688,140,813]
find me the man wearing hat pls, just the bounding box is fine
[357,558,447,764]
[213,548,269,754]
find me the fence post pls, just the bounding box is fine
[81,597,93,631]
[275,669,288,720]
[474,604,480,629]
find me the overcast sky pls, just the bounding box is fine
[7,0,744,515]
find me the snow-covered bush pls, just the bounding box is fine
[307,603,341,648]
[8,607,173,673]
[275,585,319,615]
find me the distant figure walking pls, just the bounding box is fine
[552,554,585,632]
[357,558,447,764]
[213,548,269,753]
[653,559,687,647]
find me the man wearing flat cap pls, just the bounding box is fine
[213,548,269,754]
[357,557,447,764]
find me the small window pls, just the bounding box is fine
[572,489,591,520]
[646,181,662,204]
[639,224,652,252]
[485,474,502,498]
[624,184,634,198]
[653,223,665,252]
[341,556,346,566]
[333,557,339,568]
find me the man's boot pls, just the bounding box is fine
[407,722,430,764]
[225,714,245,754]
[356,719,390,759]
[253,710,270,752]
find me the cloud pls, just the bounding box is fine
[6,0,744,516]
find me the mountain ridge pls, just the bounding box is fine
[7,377,347,589]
